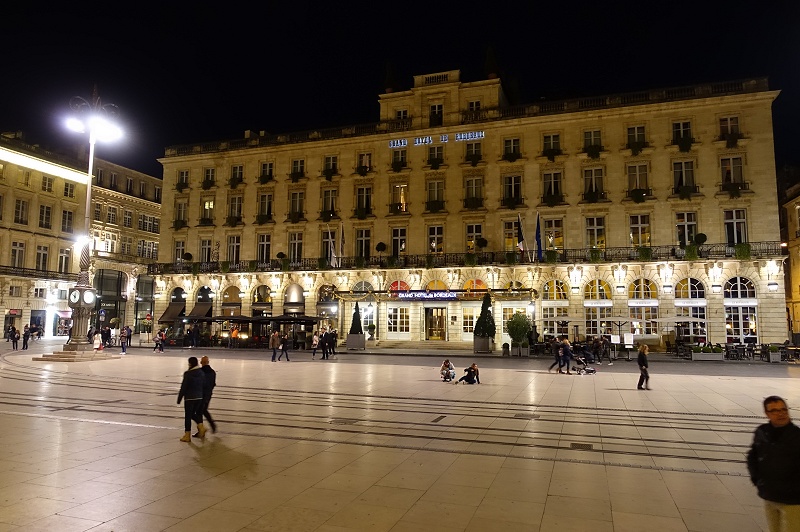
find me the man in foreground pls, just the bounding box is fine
[194,356,217,436]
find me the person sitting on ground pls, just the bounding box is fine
[440,359,456,382]
[455,363,480,385]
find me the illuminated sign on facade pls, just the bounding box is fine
[396,291,458,301]
[389,131,484,149]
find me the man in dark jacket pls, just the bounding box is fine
[177,357,206,442]
[747,396,800,531]
[194,356,217,436]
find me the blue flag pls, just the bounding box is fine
[535,213,543,261]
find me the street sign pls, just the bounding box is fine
[99,309,106,316]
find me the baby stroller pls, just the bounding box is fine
[571,355,597,375]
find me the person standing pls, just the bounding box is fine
[120,325,128,354]
[330,329,338,357]
[269,330,280,362]
[636,344,650,390]
[747,396,800,532]
[311,331,319,360]
[194,355,217,436]
[22,325,30,350]
[11,328,19,350]
[278,332,290,361]
[177,356,206,442]
[320,329,329,360]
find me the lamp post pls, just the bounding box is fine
[64,89,122,350]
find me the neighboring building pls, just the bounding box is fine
[783,181,800,339]
[152,70,785,348]
[0,132,161,338]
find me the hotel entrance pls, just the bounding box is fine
[425,307,447,340]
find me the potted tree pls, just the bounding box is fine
[507,312,532,356]
[376,242,387,265]
[367,323,376,340]
[473,292,496,353]
[347,302,366,350]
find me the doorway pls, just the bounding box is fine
[425,307,446,340]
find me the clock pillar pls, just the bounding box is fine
[64,287,97,352]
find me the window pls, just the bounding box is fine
[392,227,406,256]
[544,219,564,249]
[725,276,756,299]
[154,186,161,202]
[321,230,335,261]
[585,279,612,300]
[724,277,757,343]
[542,280,568,300]
[107,206,118,224]
[126,176,134,193]
[391,183,408,212]
[94,203,102,221]
[426,180,443,202]
[138,214,160,233]
[58,248,71,273]
[22,171,30,187]
[290,191,305,214]
[628,163,649,190]
[96,169,104,185]
[120,237,132,255]
[200,240,212,262]
[466,224,482,252]
[11,241,24,268]
[0,194,3,220]
[465,176,483,201]
[463,308,476,333]
[583,167,604,193]
[465,142,481,157]
[123,210,132,228]
[672,121,692,141]
[61,210,74,233]
[259,193,274,217]
[629,215,651,247]
[675,212,697,246]
[504,138,520,156]
[41,175,54,192]
[35,246,48,271]
[231,165,243,181]
[138,182,145,197]
[14,199,28,225]
[630,306,658,335]
[428,145,443,162]
[34,288,46,299]
[542,307,569,338]
[260,162,273,178]
[9,286,21,297]
[503,221,516,251]
[502,308,527,333]
[39,205,52,229]
[388,307,410,333]
[110,172,118,188]
[289,232,303,261]
[503,175,522,202]
[324,156,338,172]
[392,149,407,165]
[543,171,562,196]
[137,240,159,259]
[174,241,185,262]
[429,104,443,127]
[227,235,241,263]
[676,278,705,299]
[468,100,481,112]
[322,189,337,213]
[291,159,305,176]
[357,153,372,171]
[721,156,743,183]
[395,109,408,120]
[356,229,371,258]
[673,160,695,188]
[627,125,646,145]
[176,202,187,222]
[229,196,243,218]
[202,199,214,220]
[356,187,372,211]
[257,234,271,263]
[724,209,747,245]
[720,116,740,136]
[64,182,75,198]
[102,233,117,253]
[586,217,606,248]
[543,133,560,151]
[583,130,601,148]
[428,225,444,254]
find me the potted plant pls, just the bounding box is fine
[723,182,742,198]
[276,252,289,271]
[543,194,561,207]
[259,172,273,184]
[290,171,304,182]
[502,151,521,162]
[367,323,376,340]
[630,189,647,203]
[229,176,242,189]
[391,160,405,173]
[191,262,201,276]
[256,213,272,224]
[375,242,387,264]
[676,136,694,153]
[322,167,337,181]
[735,243,751,260]
[201,179,215,190]
[545,250,560,264]
[464,252,477,266]
[637,246,653,261]
[627,141,648,156]
[505,252,517,265]
[507,312,532,356]
[502,342,510,356]
[542,148,562,162]
[584,144,603,159]
[356,165,369,176]
[769,345,782,363]
[465,153,481,167]
[176,181,189,192]
[473,292,496,353]
[347,302,366,350]
[589,248,603,263]
[182,252,193,262]
[428,157,443,170]
[220,261,230,273]
[173,219,187,230]
[677,185,695,200]
[140,317,152,344]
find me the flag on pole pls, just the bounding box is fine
[340,221,345,262]
[327,224,339,268]
[535,213,543,261]
[517,214,525,252]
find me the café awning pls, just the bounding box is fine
[158,302,186,323]
[187,301,213,319]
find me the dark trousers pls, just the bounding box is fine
[202,398,216,431]
[637,367,650,389]
[548,354,560,371]
[22,337,28,350]
[183,399,203,431]
[271,347,277,361]
[321,344,328,359]
[279,345,289,360]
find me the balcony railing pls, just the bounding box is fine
[389,202,408,214]
[0,265,78,282]
[146,241,784,276]
[502,196,523,209]
[463,197,484,209]
[581,191,607,203]
[425,200,445,213]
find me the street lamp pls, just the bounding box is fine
[63,89,122,350]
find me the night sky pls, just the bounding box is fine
[3,2,799,179]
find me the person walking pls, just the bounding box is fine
[548,338,561,372]
[269,330,280,362]
[194,356,217,436]
[560,337,574,375]
[747,396,800,532]
[311,331,319,360]
[637,344,650,390]
[177,356,206,442]
[278,333,290,361]
[22,325,30,350]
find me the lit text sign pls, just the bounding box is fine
[389,130,484,149]
[396,291,458,301]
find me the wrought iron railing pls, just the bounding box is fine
[0,265,79,282]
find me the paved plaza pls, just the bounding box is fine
[0,338,797,531]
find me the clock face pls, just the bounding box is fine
[82,291,96,305]
[69,290,80,304]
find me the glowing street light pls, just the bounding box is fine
[63,88,122,350]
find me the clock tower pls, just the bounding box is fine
[64,287,97,351]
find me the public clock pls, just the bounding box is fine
[69,290,80,304]
[82,291,96,305]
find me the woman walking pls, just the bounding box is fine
[177,356,206,442]
[637,344,650,390]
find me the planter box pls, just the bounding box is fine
[473,336,493,353]
[769,352,782,363]
[691,352,725,361]
[346,333,366,350]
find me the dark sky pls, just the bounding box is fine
[3,1,799,178]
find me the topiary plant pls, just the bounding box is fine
[474,292,496,339]
[507,313,532,345]
[349,302,364,335]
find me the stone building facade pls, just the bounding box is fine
[152,70,785,348]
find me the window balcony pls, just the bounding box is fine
[198,217,215,226]
[289,171,305,182]
[322,167,338,181]
[425,200,445,213]
[426,157,444,170]
[391,161,408,173]
[319,210,337,222]
[389,202,408,215]
[464,153,482,167]
[176,181,190,192]
[503,196,524,209]
[626,188,653,203]
[539,148,564,162]
[501,151,522,162]
[258,172,274,184]
[201,179,216,190]
[429,114,443,127]
[255,213,273,225]
[720,181,750,198]
[354,207,372,220]
[228,176,244,189]
[581,190,607,203]
[541,194,564,207]
[355,165,372,176]
[224,215,242,227]
[172,219,188,230]
[463,197,484,209]
[673,184,700,199]
[287,211,304,224]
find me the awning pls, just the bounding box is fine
[187,301,213,318]
[56,310,72,319]
[159,302,186,323]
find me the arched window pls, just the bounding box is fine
[388,280,410,297]
[675,278,705,299]
[725,276,757,344]
[584,279,611,299]
[724,277,756,298]
[463,279,487,291]
[427,280,447,290]
[542,280,568,300]
[353,281,374,293]
[628,278,657,299]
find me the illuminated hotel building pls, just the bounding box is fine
[152,70,785,348]
[0,133,162,338]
